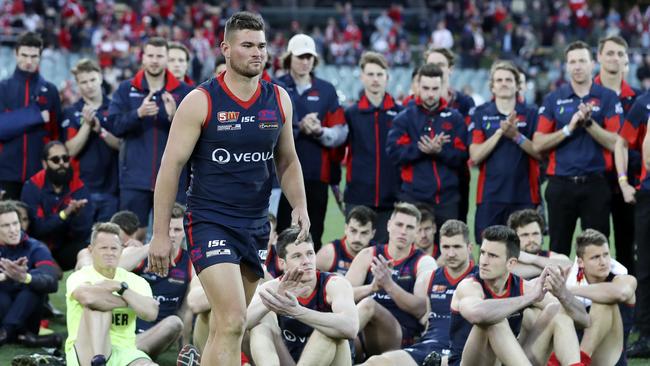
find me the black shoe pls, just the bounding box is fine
[627,336,650,358]
[422,350,442,366]
[177,344,201,366]
[91,354,107,366]
[17,333,62,349]
[11,354,65,366]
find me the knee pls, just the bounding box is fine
[362,355,386,366]
[357,297,376,318]
[210,311,246,339]
[163,315,184,336]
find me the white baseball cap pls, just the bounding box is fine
[287,34,318,57]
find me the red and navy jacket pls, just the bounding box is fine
[20,169,94,250]
[448,89,476,125]
[0,68,62,183]
[0,233,58,294]
[106,69,192,191]
[62,96,118,195]
[536,82,622,176]
[619,91,650,192]
[344,93,402,209]
[278,74,346,184]
[386,98,468,205]
[469,101,540,204]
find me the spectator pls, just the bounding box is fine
[0,201,59,348]
[430,20,453,49]
[0,32,62,200]
[63,58,120,223]
[20,141,94,271]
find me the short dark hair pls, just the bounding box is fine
[15,32,43,52]
[110,211,140,236]
[171,203,186,219]
[346,205,376,228]
[42,140,67,161]
[482,225,520,259]
[576,229,608,258]
[564,41,592,59]
[598,35,628,54]
[391,202,421,223]
[71,58,101,78]
[507,209,545,232]
[168,42,190,62]
[440,219,469,244]
[0,201,20,217]
[224,11,265,40]
[414,202,435,225]
[145,37,169,50]
[424,47,455,67]
[276,226,313,259]
[418,63,443,81]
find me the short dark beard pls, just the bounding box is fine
[230,60,263,79]
[46,167,72,187]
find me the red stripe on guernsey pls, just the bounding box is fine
[396,133,411,145]
[528,157,541,203]
[603,148,613,172]
[273,85,286,124]
[187,212,196,248]
[620,121,639,149]
[374,111,380,206]
[37,206,44,218]
[320,149,331,183]
[325,108,346,127]
[401,165,413,183]
[477,163,486,204]
[383,244,416,266]
[547,150,557,175]
[483,273,513,298]
[340,237,355,260]
[298,271,322,305]
[35,260,57,267]
[453,136,466,151]
[432,161,441,204]
[196,87,212,130]
[66,127,78,140]
[604,115,621,133]
[472,129,486,144]
[217,72,261,109]
[444,260,475,286]
[536,115,555,133]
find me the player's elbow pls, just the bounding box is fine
[615,286,635,304]
[338,318,359,339]
[141,301,159,322]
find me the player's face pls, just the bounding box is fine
[169,218,185,249]
[282,241,317,280]
[15,46,40,73]
[566,48,594,85]
[515,222,543,255]
[91,232,123,269]
[360,63,388,96]
[168,48,189,81]
[222,29,267,78]
[344,219,374,254]
[142,45,168,78]
[491,69,517,99]
[16,206,30,232]
[387,212,418,250]
[418,76,443,109]
[416,219,435,251]
[598,41,626,75]
[0,212,22,245]
[440,234,471,271]
[578,244,611,281]
[75,71,103,100]
[479,239,512,281]
[426,51,451,85]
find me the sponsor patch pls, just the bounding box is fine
[217,124,242,131]
[207,249,231,257]
[258,109,277,121]
[259,122,279,130]
[218,111,240,123]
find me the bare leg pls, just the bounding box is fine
[461,320,531,366]
[250,313,285,366]
[581,303,623,366]
[296,330,351,366]
[520,304,580,366]
[362,350,419,366]
[193,312,210,353]
[136,315,183,359]
[73,309,112,366]
[356,298,402,357]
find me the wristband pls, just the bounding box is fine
[618,175,628,183]
[562,125,572,137]
[514,133,527,146]
[23,273,32,284]
[59,210,67,220]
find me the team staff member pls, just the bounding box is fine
[469,61,541,240]
[0,32,62,200]
[533,41,622,256]
[343,52,402,243]
[106,37,192,240]
[616,91,650,357]
[63,59,120,223]
[168,42,194,86]
[386,63,468,230]
[276,33,347,251]
[594,36,639,273]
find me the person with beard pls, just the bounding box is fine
[415,205,438,259]
[106,37,192,241]
[168,42,194,86]
[20,141,94,270]
[148,12,308,366]
[507,209,572,279]
[316,205,376,275]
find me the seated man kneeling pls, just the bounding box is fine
[65,223,159,366]
[247,227,359,366]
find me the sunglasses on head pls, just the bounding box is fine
[48,155,70,164]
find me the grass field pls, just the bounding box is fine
[1,168,649,365]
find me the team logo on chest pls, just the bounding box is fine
[218,111,240,123]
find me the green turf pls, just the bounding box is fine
[1,167,648,365]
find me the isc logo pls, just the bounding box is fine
[208,240,227,247]
[241,116,256,123]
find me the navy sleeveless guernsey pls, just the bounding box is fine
[278,271,334,361]
[327,238,356,275]
[365,244,426,345]
[448,273,525,366]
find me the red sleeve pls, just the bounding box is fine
[620,120,640,149]
[604,115,621,133]
[471,129,486,144]
[66,127,78,140]
[324,107,345,127]
[536,115,556,133]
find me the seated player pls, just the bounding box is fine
[415,206,438,259]
[264,214,283,278]
[346,202,437,357]
[316,205,376,275]
[65,223,158,366]
[362,219,477,366]
[566,229,636,366]
[449,225,589,366]
[507,209,571,279]
[247,227,359,366]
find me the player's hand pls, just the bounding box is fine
[568,109,585,132]
[370,255,394,290]
[81,105,98,129]
[147,234,176,277]
[0,257,28,283]
[277,268,309,297]
[137,92,159,118]
[620,181,637,204]
[500,112,519,139]
[65,199,89,216]
[162,92,177,121]
[259,287,305,317]
[528,267,549,303]
[97,280,122,293]
[291,206,310,243]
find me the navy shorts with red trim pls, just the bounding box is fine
[185,214,269,278]
[403,339,449,365]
